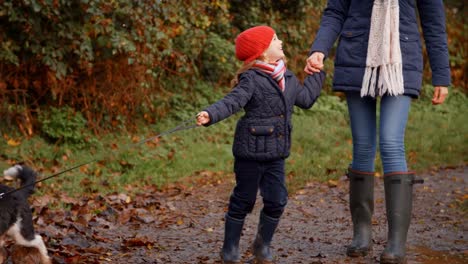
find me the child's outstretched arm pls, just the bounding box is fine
[196,72,255,126]
[294,71,326,109]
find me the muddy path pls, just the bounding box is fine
[3,167,466,263]
[58,166,466,264]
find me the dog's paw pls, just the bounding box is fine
[0,247,8,264]
[10,245,42,264]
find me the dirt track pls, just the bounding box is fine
[88,166,467,264]
[2,167,465,263]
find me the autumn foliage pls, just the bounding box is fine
[0,0,465,135]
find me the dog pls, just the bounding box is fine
[0,164,51,264]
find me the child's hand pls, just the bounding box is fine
[196,111,210,126]
[304,52,325,74]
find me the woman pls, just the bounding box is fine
[304,1,450,263]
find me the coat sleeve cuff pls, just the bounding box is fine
[431,68,451,87]
[309,44,329,58]
[202,109,215,127]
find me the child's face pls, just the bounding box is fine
[264,34,284,63]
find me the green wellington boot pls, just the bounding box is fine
[346,168,375,257]
[380,172,423,264]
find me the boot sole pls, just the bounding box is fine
[221,257,241,264]
[220,252,241,264]
[346,246,372,257]
[248,257,274,264]
[380,256,407,264]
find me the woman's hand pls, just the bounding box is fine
[196,111,210,126]
[304,52,325,74]
[432,86,448,105]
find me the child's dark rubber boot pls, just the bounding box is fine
[380,172,423,264]
[221,214,244,264]
[252,211,279,264]
[346,168,375,257]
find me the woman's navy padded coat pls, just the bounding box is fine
[204,69,325,161]
[310,0,450,97]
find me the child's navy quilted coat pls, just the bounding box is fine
[204,69,325,161]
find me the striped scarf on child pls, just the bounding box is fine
[253,59,286,92]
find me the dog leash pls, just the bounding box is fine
[0,117,199,200]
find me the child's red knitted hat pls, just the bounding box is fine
[235,26,275,63]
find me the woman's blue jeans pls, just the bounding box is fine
[346,92,411,174]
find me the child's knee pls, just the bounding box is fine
[262,207,285,219]
[228,193,256,219]
[263,199,287,219]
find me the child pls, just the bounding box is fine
[196,25,325,263]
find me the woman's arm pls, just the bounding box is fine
[417,0,451,104]
[309,0,350,58]
[305,0,349,74]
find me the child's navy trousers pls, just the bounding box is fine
[227,158,288,220]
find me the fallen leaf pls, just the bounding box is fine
[327,179,338,187]
[7,138,21,146]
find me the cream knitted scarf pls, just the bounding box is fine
[361,0,404,97]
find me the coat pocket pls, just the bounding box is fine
[249,125,274,136]
[335,30,368,67]
[400,34,423,72]
[248,125,276,153]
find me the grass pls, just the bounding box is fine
[0,86,466,197]
[405,87,468,171]
[287,96,352,191]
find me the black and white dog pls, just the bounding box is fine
[0,164,51,264]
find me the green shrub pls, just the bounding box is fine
[200,33,238,82]
[38,106,91,147]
